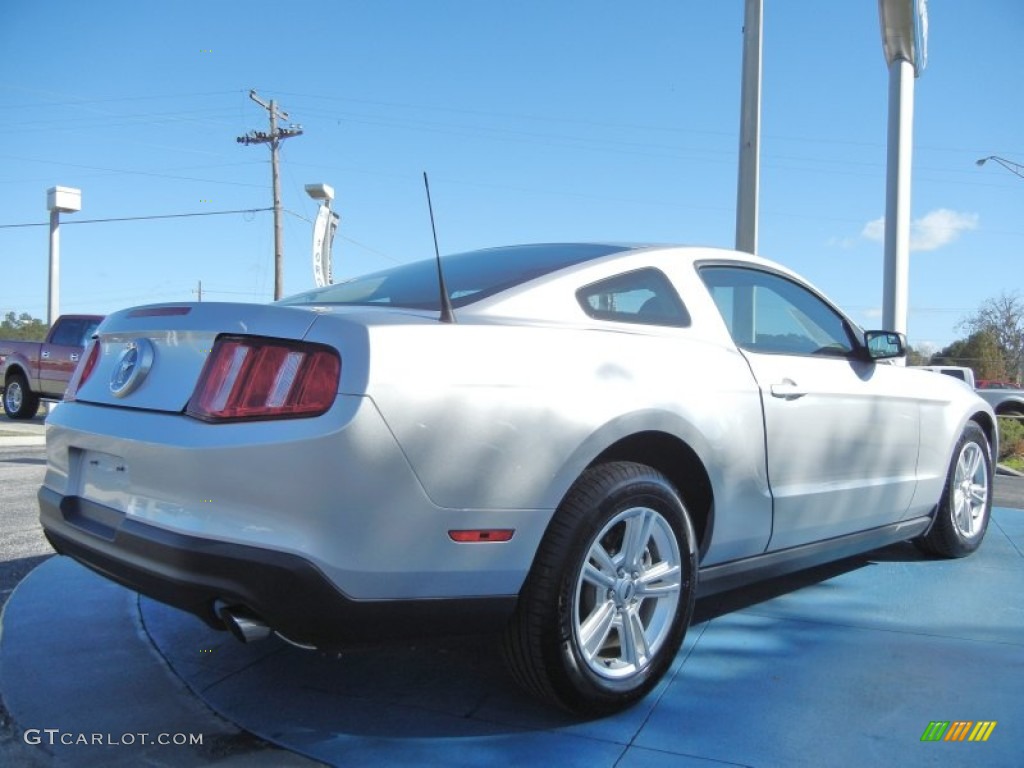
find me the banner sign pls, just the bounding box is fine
[311,205,339,287]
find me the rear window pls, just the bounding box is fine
[281,243,634,310]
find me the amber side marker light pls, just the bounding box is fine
[448,529,515,543]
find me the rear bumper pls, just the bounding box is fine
[42,398,543,600]
[39,487,516,648]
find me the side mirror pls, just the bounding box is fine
[863,330,906,360]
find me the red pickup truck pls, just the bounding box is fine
[0,314,103,419]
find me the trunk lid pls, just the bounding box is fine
[74,302,320,413]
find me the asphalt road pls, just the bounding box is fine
[995,470,1024,509]
[0,446,54,614]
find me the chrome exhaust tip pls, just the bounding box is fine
[215,601,272,643]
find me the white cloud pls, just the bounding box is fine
[826,236,857,249]
[860,208,979,252]
[911,209,979,251]
[861,217,885,243]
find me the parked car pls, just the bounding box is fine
[39,244,996,714]
[1,314,103,419]
[977,380,1018,390]
[913,365,1024,419]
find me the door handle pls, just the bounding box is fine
[40,350,50,359]
[770,380,806,399]
[70,353,80,362]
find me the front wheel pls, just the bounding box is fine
[502,462,698,715]
[916,422,993,558]
[3,372,40,420]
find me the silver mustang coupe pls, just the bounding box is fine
[40,243,996,714]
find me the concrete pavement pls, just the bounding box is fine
[0,415,45,448]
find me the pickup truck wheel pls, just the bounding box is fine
[502,462,697,715]
[915,422,992,558]
[3,372,39,420]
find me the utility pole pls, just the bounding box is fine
[878,0,927,339]
[237,90,303,300]
[194,280,203,302]
[735,0,762,256]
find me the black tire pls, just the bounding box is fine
[502,461,698,715]
[916,422,993,558]
[2,372,40,420]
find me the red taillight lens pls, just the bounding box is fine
[65,339,101,402]
[186,336,340,421]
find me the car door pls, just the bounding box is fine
[699,265,921,551]
[39,317,97,397]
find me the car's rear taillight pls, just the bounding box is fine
[65,339,101,402]
[186,336,341,422]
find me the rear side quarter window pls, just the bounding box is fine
[576,268,691,327]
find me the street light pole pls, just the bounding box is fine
[877,0,928,338]
[977,155,1024,179]
[735,0,762,256]
[48,208,60,326]
[881,55,915,337]
[46,186,82,326]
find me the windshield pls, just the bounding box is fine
[280,243,634,310]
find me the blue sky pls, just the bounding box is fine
[1,1,1021,350]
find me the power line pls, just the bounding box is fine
[0,153,266,188]
[278,89,1024,158]
[0,207,272,229]
[5,87,243,110]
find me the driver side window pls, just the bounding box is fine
[699,266,856,357]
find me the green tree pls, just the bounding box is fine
[930,329,1009,381]
[905,343,931,366]
[958,292,1024,383]
[0,312,48,341]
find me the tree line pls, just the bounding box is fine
[0,312,48,341]
[908,292,1024,384]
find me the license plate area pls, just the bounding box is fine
[64,497,125,542]
[72,448,131,513]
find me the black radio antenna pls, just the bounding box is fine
[422,172,456,324]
